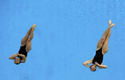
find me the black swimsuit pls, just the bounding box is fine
[18,45,27,60]
[92,47,103,65]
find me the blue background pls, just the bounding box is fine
[1,0,125,80]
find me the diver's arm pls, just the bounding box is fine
[21,57,27,63]
[94,62,100,66]
[95,62,107,68]
[17,54,25,58]
[98,64,107,68]
[17,54,26,63]
[83,59,93,68]
[9,53,18,60]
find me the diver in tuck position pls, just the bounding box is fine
[9,24,36,65]
[83,20,115,71]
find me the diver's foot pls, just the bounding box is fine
[109,20,112,26]
[32,24,36,30]
[109,20,114,28]
[109,23,115,28]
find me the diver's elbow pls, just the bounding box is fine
[83,62,86,66]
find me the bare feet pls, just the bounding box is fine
[32,24,36,30]
[109,23,115,28]
[109,20,115,28]
[109,20,112,26]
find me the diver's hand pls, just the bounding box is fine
[94,62,100,66]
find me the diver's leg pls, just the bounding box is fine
[101,20,114,39]
[27,25,36,42]
[96,20,114,50]
[96,28,110,50]
[21,27,32,46]
[26,24,36,52]
[21,24,36,46]
[26,41,31,52]
[102,29,111,55]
